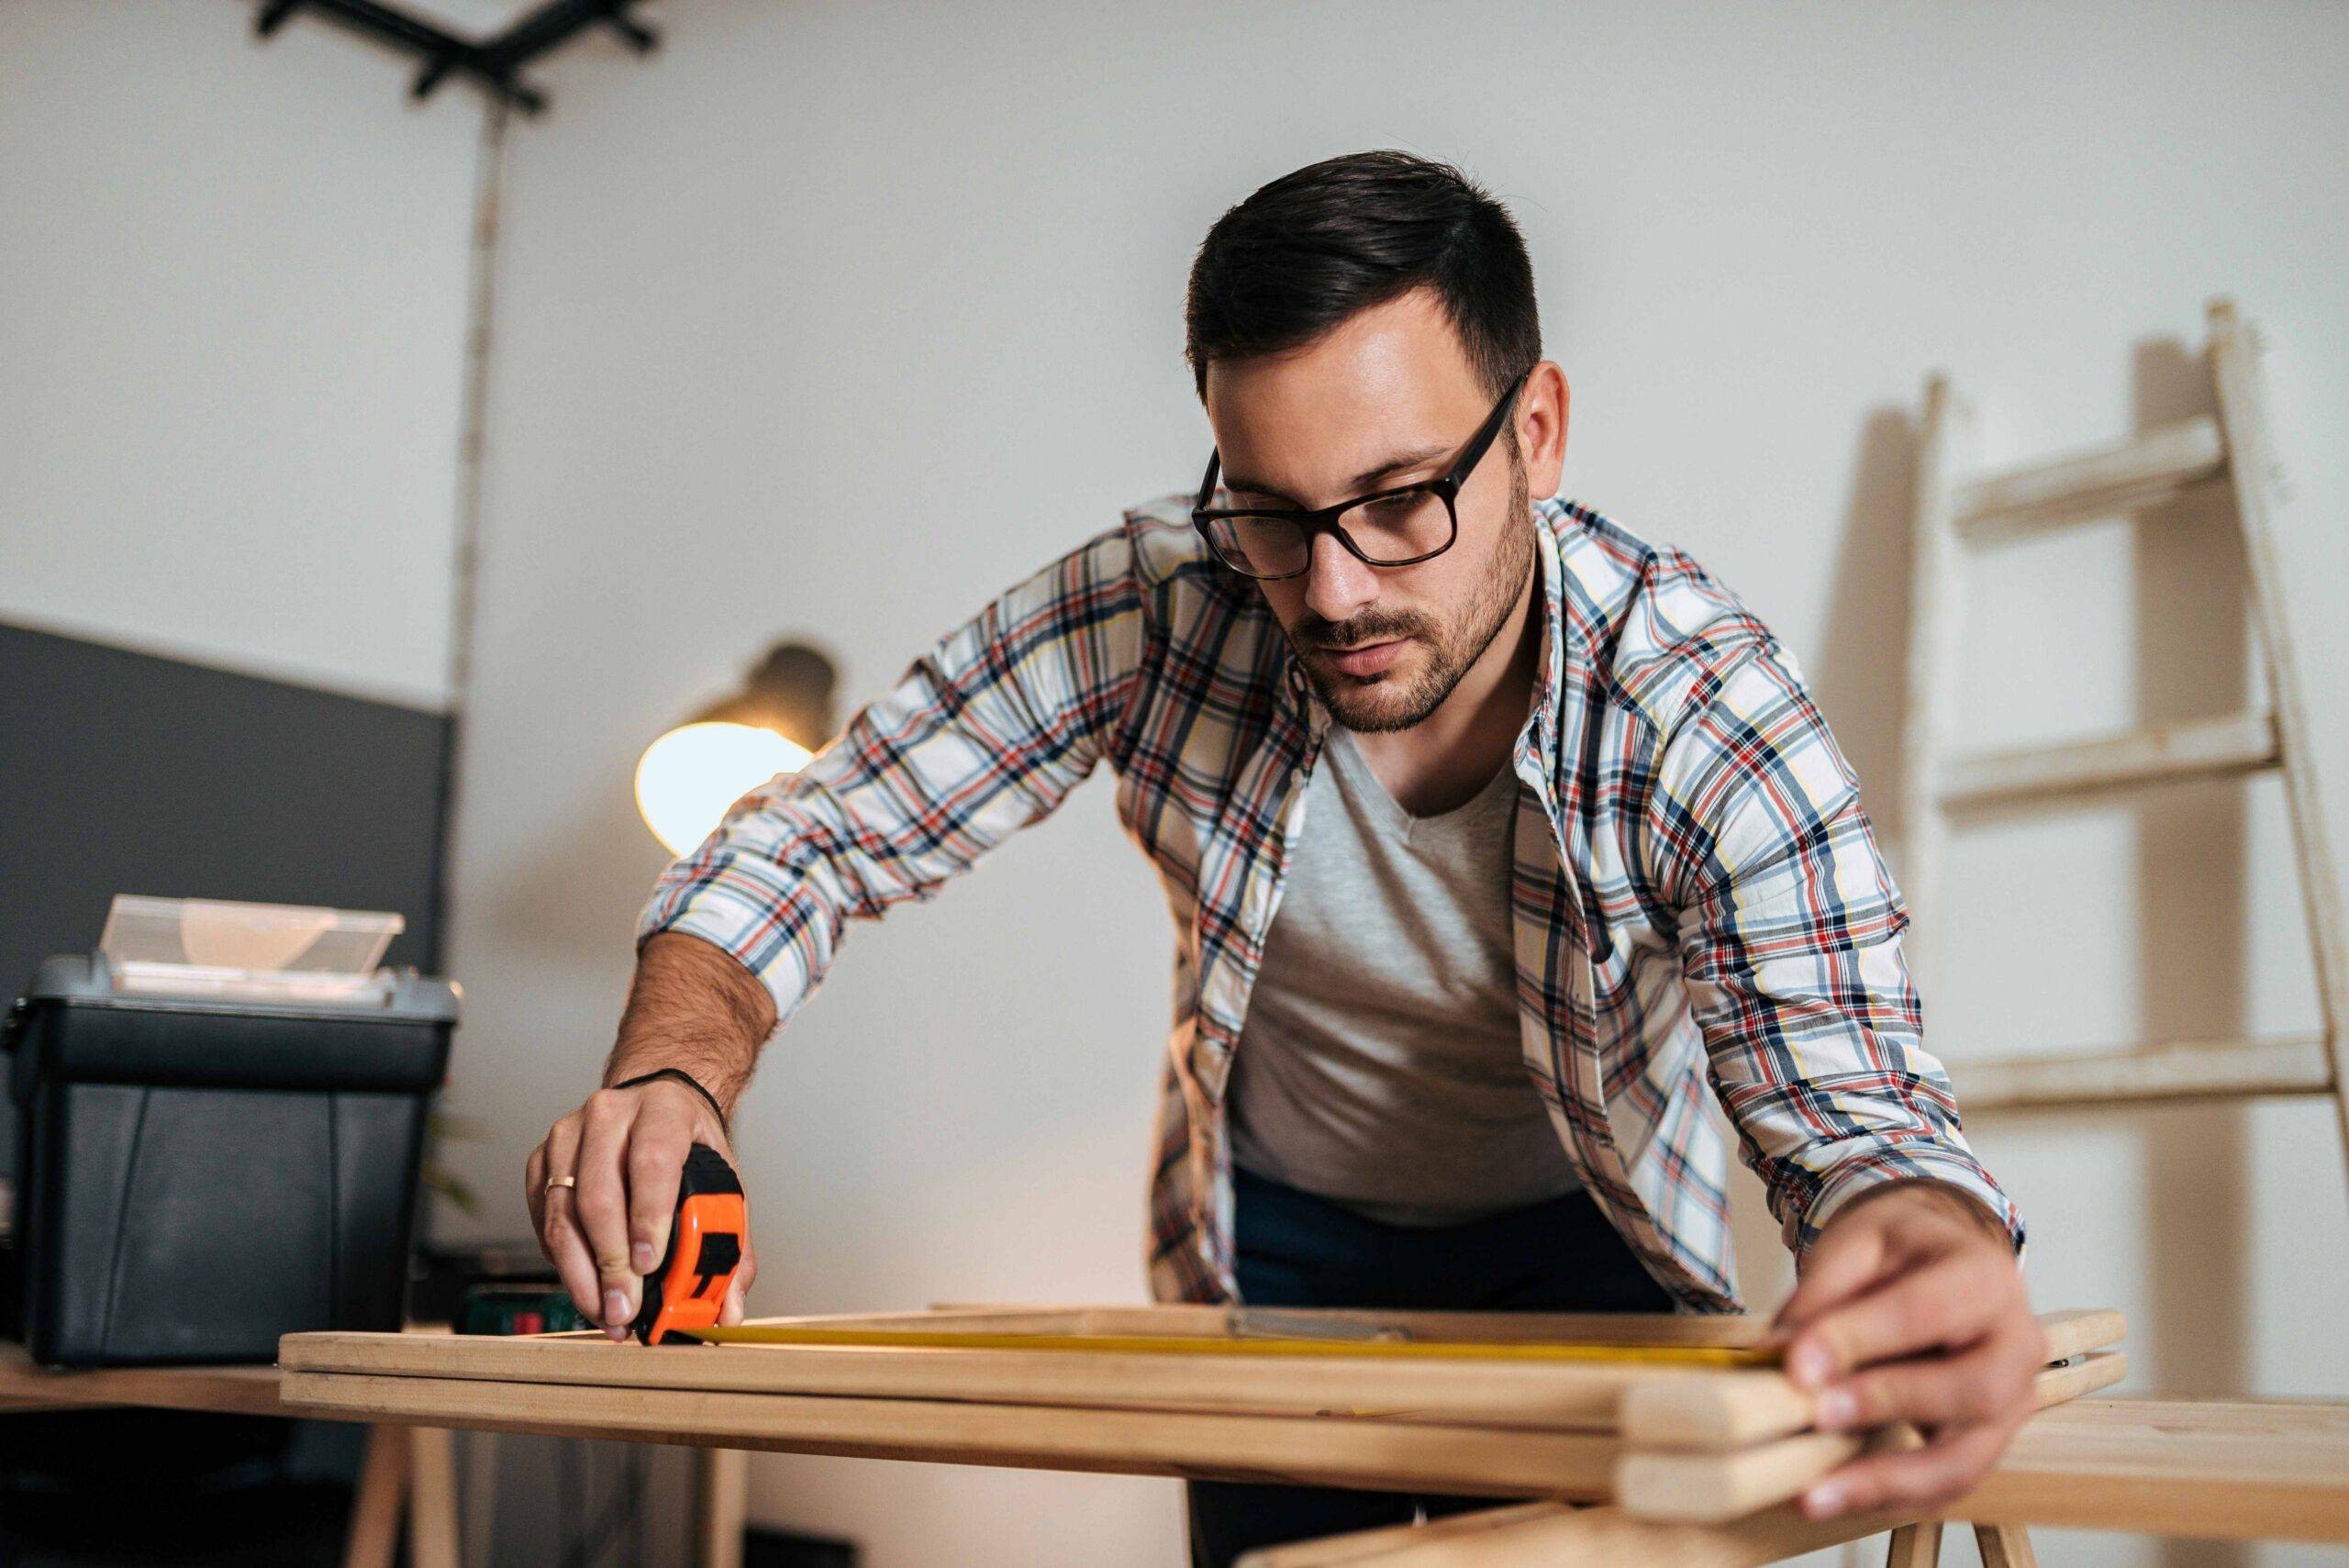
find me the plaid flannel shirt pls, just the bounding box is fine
[637,494,2025,1311]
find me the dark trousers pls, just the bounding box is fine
[1185,1164,1675,1568]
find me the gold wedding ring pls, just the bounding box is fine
[544,1173,577,1195]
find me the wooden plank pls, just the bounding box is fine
[275,1369,1626,1500]
[1937,711,2277,812]
[1954,1036,2332,1109]
[686,1325,1766,1368]
[1939,1396,2349,1543]
[1951,413,2226,540]
[0,1342,290,1417]
[818,1304,1774,1347]
[283,1328,1724,1433]
[1620,1312,2124,1451]
[1616,1353,2126,1522]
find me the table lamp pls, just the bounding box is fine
[635,641,837,856]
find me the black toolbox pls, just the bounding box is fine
[3,953,456,1367]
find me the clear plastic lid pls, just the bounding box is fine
[96,895,406,1004]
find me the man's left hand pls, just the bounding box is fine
[1765,1181,2046,1521]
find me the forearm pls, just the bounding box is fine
[602,930,777,1118]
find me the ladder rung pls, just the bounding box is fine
[1956,1035,2333,1110]
[1953,414,2227,540]
[1939,711,2278,811]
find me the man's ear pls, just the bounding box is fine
[1519,361,1570,499]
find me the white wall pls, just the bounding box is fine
[0,0,481,708]
[439,3,2349,1565]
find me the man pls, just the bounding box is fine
[528,150,2046,1564]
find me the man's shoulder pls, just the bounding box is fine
[1541,497,1778,734]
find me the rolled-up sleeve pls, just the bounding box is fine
[635,521,1152,1031]
[1642,639,2025,1266]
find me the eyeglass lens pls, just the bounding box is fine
[1200,487,1453,578]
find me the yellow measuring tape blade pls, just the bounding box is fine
[685,1326,1776,1367]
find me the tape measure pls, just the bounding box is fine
[629,1142,747,1345]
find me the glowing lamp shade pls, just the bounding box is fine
[634,721,812,856]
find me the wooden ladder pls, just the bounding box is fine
[1897,297,2348,1151]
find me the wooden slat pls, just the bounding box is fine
[1620,1311,2125,1451]
[284,1324,1754,1434]
[892,1304,1771,1347]
[1896,372,1971,1006]
[283,1308,2110,1438]
[2208,295,2349,1172]
[1946,1396,2349,1543]
[0,1342,291,1417]
[1615,1353,2127,1523]
[277,1369,1625,1500]
[1952,414,2227,540]
[1245,1396,2349,1560]
[1956,1035,2332,1109]
[1937,711,2278,811]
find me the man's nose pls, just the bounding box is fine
[1300,532,1378,627]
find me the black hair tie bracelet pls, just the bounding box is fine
[608,1067,729,1137]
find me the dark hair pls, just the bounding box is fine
[1185,150,1541,405]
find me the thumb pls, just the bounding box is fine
[719,1233,758,1327]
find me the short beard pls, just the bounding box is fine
[1292,439,1534,734]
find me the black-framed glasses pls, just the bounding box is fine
[1189,365,1532,581]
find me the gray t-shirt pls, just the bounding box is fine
[1226,725,1584,1227]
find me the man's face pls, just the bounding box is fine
[1201,288,1541,734]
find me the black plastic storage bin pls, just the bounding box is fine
[4,954,456,1367]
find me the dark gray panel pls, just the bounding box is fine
[0,622,454,1169]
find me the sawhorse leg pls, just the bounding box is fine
[1885,1521,1942,1566]
[1883,1520,2037,1567]
[695,1446,748,1568]
[344,1424,459,1568]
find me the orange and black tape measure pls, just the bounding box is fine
[629,1142,747,1345]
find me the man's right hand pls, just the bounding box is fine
[528,931,777,1337]
[526,1074,757,1339]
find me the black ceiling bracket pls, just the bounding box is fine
[253,0,657,117]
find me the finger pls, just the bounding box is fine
[1785,1250,2007,1389]
[540,1189,607,1331]
[532,1120,604,1325]
[1802,1414,2014,1520]
[524,1141,547,1237]
[1811,1313,2041,1432]
[1770,1213,1896,1343]
[624,1099,699,1282]
[572,1089,646,1337]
